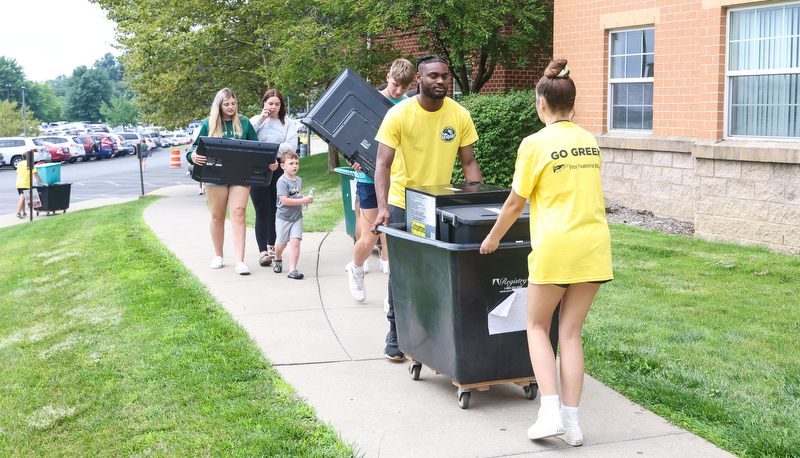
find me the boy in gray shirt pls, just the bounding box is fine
[272,151,313,279]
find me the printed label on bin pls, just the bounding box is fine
[488,287,528,335]
[407,192,437,238]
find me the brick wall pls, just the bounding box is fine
[555,0,800,256]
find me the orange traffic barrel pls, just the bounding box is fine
[170,148,181,168]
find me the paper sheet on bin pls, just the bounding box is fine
[488,287,528,335]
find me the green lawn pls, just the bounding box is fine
[0,199,356,457]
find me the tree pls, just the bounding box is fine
[64,66,113,122]
[23,82,62,123]
[0,56,26,105]
[94,52,124,82]
[92,0,394,128]
[0,100,41,137]
[100,95,139,127]
[379,0,553,95]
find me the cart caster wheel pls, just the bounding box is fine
[457,389,470,409]
[409,362,422,381]
[523,382,538,400]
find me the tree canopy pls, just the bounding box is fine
[0,100,42,137]
[64,66,113,122]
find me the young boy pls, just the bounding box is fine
[272,151,313,279]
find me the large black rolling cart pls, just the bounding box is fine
[379,224,559,409]
[33,183,72,216]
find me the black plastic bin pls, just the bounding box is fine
[33,182,71,215]
[437,202,531,244]
[380,225,558,408]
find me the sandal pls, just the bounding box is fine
[267,246,276,259]
[259,252,272,266]
[273,260,283,273]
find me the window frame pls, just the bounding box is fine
[607,26,655,133]
[724,1,800,140]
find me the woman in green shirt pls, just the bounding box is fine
[188,87,259,275]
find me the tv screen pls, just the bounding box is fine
[191,137,278,187]
[301,67,393,179]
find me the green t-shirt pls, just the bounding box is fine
[187,114,259,164]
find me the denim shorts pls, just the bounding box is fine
[356,182,378,209]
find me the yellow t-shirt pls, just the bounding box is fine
[512,122,613,284]
[16,163,37,189]
[375,96,479,209]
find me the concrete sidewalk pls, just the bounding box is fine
[140,184,734,458]
[2,184,735,457]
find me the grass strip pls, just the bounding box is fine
[587,224,800,457]
[0,199,356,457]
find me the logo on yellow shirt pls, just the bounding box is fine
[441,127,456,142]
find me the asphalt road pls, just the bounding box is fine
[0,147,197,216]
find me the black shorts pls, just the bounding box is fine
[554,280,612,288]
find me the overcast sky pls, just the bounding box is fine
[1,0,119,82]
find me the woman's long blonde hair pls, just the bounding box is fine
[208,88,243,138]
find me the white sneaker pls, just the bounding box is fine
[235,262,250,275]
[345,261,366,302]
[210,256,224,269]
[558,411,583,446]
[379,258,389,274]
[527,403,565,440]
[363,259,370,274]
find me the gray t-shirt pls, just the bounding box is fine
[276,174,303,222]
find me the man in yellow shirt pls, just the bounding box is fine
[16,151,46,219]
[371,54,483,360]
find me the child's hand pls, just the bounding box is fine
[306,196,314,204]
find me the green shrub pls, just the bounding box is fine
[453,90,544,188]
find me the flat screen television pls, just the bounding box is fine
[301,67,393,179]
[191,137,278,187]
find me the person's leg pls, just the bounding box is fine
[557,282,601,407]
[354,207,380,266]
[227,185,250,264]
[17,191,25,215]
[205,185,230,258]
[288,238,301,271]
[250,185,271,262]
[526,284,567,397]
[265,166,283,251]
[383,204,406,360]
[273,217,290,273]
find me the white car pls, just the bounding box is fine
[0,137,51,168]
[174,133,192,145]
[36,135,86,163]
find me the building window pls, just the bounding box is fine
[727,2,800,139]
[609,28,654,131]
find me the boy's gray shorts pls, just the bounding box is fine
[276,217,303,245]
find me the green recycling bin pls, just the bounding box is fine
[334,167,358,238]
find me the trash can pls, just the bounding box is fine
[298,143,309,157]
[379,225,558,408]
[36,163,61,185]
[33,182,71,215]
[334,167,358,238]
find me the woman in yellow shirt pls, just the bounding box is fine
[480,59,612,447]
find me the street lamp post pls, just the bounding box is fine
[4,84,11,101]
[20,86,27,137]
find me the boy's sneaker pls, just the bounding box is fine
[379,258,390,274]
[287,270,304,279]
[273,260,282,273]
[384,330,404,360]
[527,403,565,440]
[558,411,583,446]
[210,256,224,269]
[345,261,366,302]
[235,262,250,275]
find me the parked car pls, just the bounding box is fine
[88,134,116,160]
[74,136,100,161]
[0,137,51,168]
[36,136,85,163]
[141,132,162,149]
[34,140,72,163]
[173,133,192,145]
[107,134,133,156]
[119,132,143,155]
